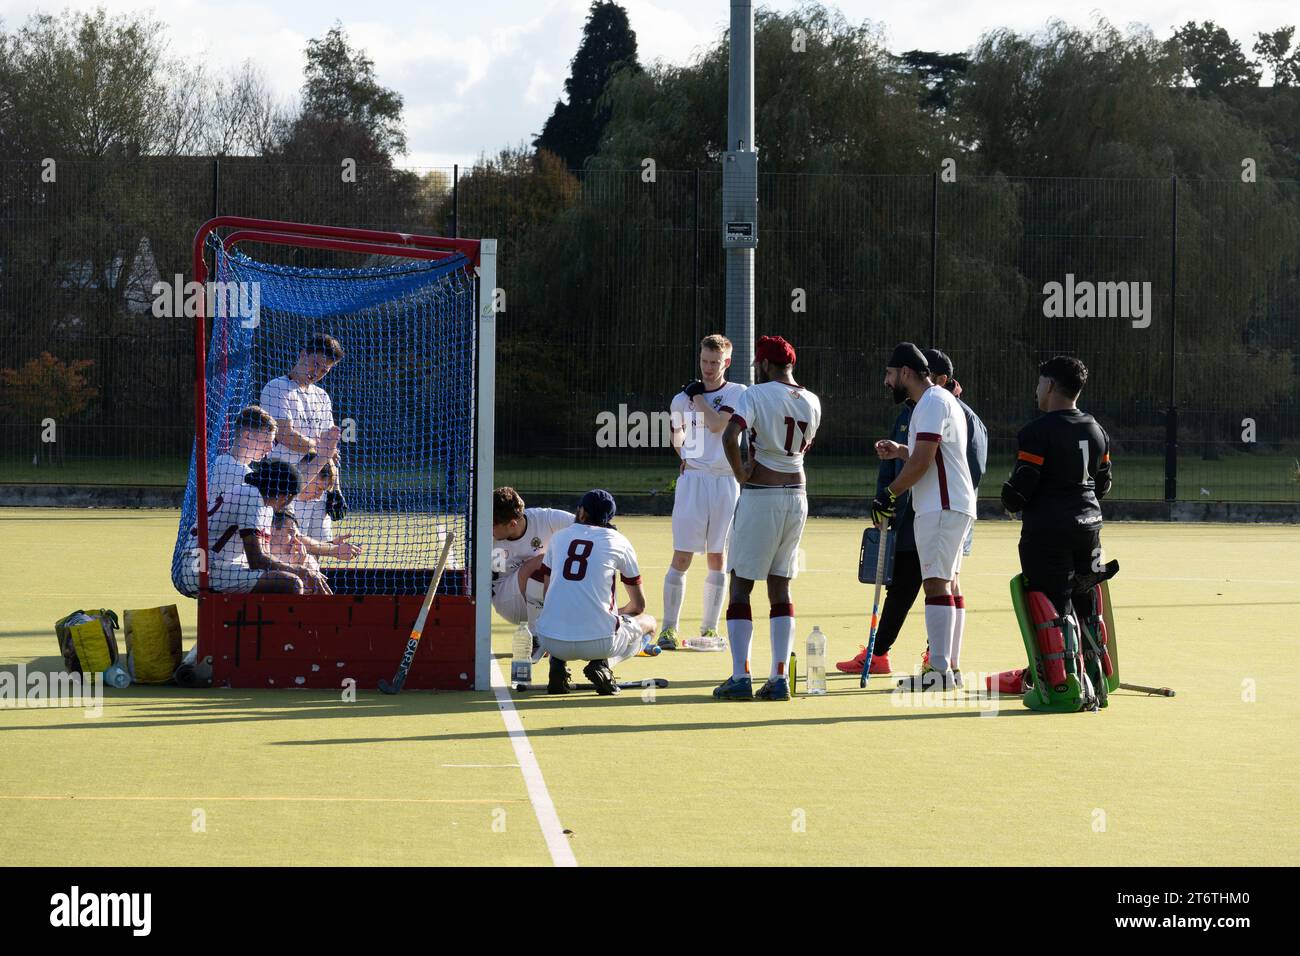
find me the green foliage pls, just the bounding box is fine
[535,1,640,169]
[280,21,406,163]
[1173,21,1262,90]
[595,4,949,173]
[0,9,169,158]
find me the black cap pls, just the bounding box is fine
[922,348,953,378]
[577,489,617,527]
[246,459,301,499]
[888,342,929,374]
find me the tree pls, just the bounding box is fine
[0,353,97,466]
[0,9,169,158]
[898,50,970,111]
[534,1,640,169]
[1253,27,1300,86]
[1172,20,1262,90]
[595,4,946,173]
[277,22,406,163]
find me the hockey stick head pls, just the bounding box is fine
[378,676,404,695]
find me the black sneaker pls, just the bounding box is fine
[548,656,574,694]
[582,659,620,696]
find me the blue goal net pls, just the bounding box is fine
[171,237,478,598]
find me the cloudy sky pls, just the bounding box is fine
[1,0,1296,167]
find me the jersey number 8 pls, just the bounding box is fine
[562,539,593,581]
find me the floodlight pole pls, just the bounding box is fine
[724,0,757,384]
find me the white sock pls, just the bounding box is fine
[702,570,726,632]
[663,567,686,631]
[726,604,753,679]
[951,596,966,670]
[769,603,795,679]
[923,597,956,672]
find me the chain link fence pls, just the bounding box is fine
[2,159,1297,503]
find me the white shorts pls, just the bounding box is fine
[672,469,740,553]
[178,561,264,597]
[726,486,808,580]
[491,570,527,625]
[914,510,975,581]
[538,614,644,666]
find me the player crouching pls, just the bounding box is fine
[533,491,657,696]
[491,487,574,638]
[714,335,821,701]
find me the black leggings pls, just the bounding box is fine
[870,548,922,656]
[1018,527,1103,619]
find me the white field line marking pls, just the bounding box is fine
[0,795,521,805]
[490,659,577,867]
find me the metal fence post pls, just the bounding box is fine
[1165,175,1178,503]
[930,171,938,343]
[452,164,459,238]
[211,158,220,218]
[693,167,701,349]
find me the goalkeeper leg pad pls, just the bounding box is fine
[1009,576,1087,713]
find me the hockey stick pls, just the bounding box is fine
[513,677,669,693]
[1119,682,1175,697]
[860,523,890,688]
[378,532,455,695]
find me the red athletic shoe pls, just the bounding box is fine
[987,668,1027,694]
[835,646,892,675]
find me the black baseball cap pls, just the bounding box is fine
[923,348,953,378]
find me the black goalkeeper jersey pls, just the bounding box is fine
[1011,408,1112,532]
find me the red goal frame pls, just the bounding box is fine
[188,217,496,690]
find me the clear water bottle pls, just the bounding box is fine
[103,662,131,689]
[511,624,533,685]
[805,626,827,695]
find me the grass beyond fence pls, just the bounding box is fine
[3,451,1298,503]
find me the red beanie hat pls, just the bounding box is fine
[755,335,796,366]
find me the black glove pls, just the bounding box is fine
[870,488,897,527]
[682,380,706,399]
[325,489,348,522]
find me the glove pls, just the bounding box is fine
[682,380,706,399]
[325,489,348,522]
[870,488,897,527]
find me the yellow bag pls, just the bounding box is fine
[55,609,121,673]
[124,606,183,684]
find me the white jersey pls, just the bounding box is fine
[260,375,335,466]
[492,507,574,596]
[732,380,822,474]
[908,385,977,516]
[671,381,747,476]
[537,524,642,642]
[296,497,332,543]
[191,455,272,568]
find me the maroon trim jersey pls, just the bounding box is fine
[536,524,642,641]
[730,381,822,474]
[908,385,975,516]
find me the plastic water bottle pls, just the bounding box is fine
[103,662,131,689]
[805,627,827,695]
[511,624,533,685]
